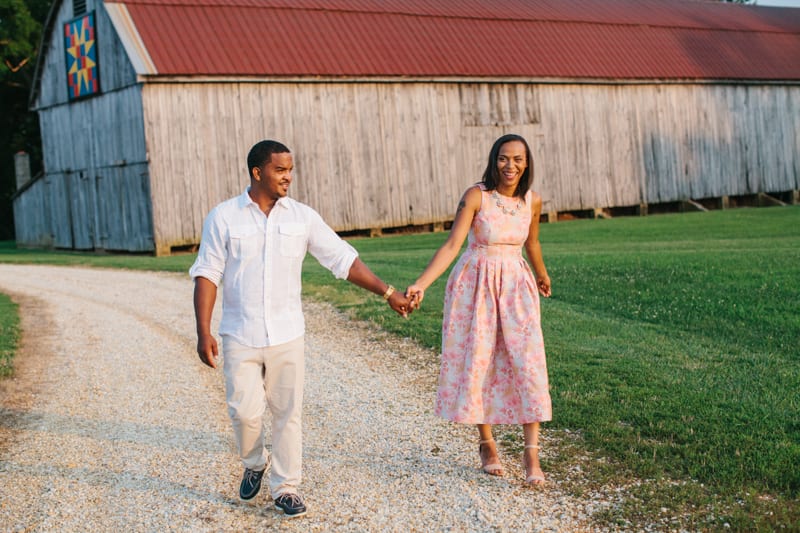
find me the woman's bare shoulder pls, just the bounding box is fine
[461,184,484,204]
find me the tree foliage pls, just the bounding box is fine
[1,0,39,75]
[0,0,48,240]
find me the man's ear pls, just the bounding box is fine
[252,167,261,181]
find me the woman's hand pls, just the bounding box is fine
[405,285,425,309]
[536,275,551,298]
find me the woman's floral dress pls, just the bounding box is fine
[435,184,552,424]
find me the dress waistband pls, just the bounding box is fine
[467,243,523,256]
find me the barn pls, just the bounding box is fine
[13,0,800,255]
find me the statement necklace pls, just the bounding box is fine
[491,190,523,216]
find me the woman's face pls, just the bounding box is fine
[496,140,527,193]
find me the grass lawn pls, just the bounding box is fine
[301,206,800,531]
[0,292,19,377]
[1,206,798,530]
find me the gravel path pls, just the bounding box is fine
[0,264,594,532]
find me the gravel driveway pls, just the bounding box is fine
[0,264,593,532]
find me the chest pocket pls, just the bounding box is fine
[278,223,308,257]
[229,225,261,259]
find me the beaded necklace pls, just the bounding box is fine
[491,190,523,216]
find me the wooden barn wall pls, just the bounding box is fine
[38,85,146,173]
[13,178,56,248]
[142,82,536,249]
[14,164,153,251]
[16,85,153,251]
[142,81,799,250]
[535,83,799,210]
[33,0,137,109]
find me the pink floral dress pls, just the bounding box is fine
[435,184,552,424]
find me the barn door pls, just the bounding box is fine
[93,163,154,252]
[49,172,73,249]
[68,170,96,250]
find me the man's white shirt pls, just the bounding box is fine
[190,189,358,347]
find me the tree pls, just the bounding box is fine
[0,0,49,240]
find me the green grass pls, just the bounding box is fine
[1,206,799,530]
[0,292,19,377]
[301,207,800,531]
[0,241,194,272]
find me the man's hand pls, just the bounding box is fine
[197,333,219,368]
[387,290,413,318]
[194,277,219,367]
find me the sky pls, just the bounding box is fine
[757,0,800,6]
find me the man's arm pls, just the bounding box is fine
[304,207,412,317]
[194,276,220,368]
[346,258,412,317]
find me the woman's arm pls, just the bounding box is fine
[406,186,482,304]
[524,192,551,297]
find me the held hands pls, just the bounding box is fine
[405,285,425,310]
[386,290,414,318]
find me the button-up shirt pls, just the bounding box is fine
[189,189,358,347]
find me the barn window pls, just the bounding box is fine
[73,0,87,16]
[460,84,541,127]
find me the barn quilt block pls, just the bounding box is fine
[64,12,100,100]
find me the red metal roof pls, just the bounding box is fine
[108,0,800,80]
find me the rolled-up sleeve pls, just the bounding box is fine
[307,209,358,280]
[189,207,227,286]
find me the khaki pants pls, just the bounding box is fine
[222,336,304,498]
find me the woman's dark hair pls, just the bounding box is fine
[247,140,291,178]
[481,134,533,199]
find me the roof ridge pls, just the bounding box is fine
[105,0,800,35]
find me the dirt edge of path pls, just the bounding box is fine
[0,292,59,450]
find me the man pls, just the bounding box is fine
[190,140,411,518]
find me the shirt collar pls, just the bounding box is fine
[239,187,290,210]
[238,188,255,209]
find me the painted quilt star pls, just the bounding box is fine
[64,12,100,99]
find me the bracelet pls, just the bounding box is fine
[382,285,395,300]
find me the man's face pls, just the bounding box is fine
[253,152,293,200]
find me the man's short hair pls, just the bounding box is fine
[247,140,291,178]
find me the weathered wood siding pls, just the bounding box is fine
[13,177,55,248]
[18,83,153,251]
[13,163,153,251]
[143,82,476,250]
[21,70,799,253]
[536,83,799,210]
[143,81,799,250]
[38,84,146,173]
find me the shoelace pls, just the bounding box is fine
[278,493,304,508]
[243,469,261,485]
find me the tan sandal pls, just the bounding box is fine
[479,438,504,476]
[523,444,545,485]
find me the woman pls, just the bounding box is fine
[406,134,552,485]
